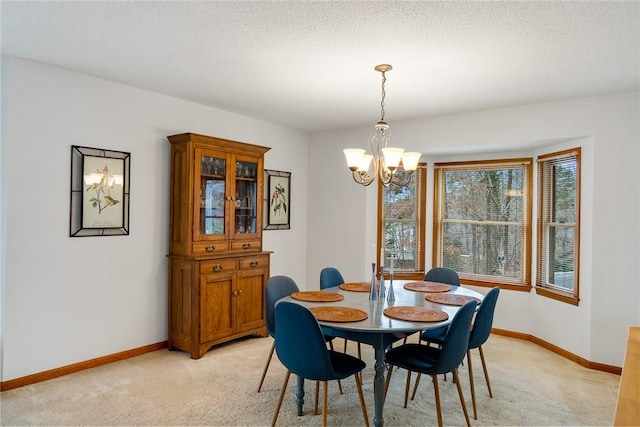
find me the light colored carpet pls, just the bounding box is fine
[1,334,620,426]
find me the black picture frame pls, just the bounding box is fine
[264,169,291,230]
[70,145,131,237]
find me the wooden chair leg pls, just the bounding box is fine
[453,369,471,427]
[384,365,394,397]
[467,349,477,419]
[271,370,290,427]
[322,380,328,427]
[403,370,412,408]
[314,381,320,415]
[258,340,276,392]
[354,372,370,427]
[479,345,493,397]
[432,374,443,427]
[410,372,422,400]
[327,340,343,394]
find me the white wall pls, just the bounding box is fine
[309,92,640,367]
[0,57,310,381]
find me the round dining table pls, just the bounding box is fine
[279,279,484,427]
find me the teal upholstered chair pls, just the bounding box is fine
[270,301,369,427]
[384,300,476,427]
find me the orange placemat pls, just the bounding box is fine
[339,282,372,292]
[425,294,481,306]
[291,291,344,302]
[310,306,368,322]
[383,306,449,322]
[403,281,452,293]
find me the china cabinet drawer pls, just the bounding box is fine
[231,240,261,252]
[199,259,238,274]
[239,255,269,270]
[193,241,230,255]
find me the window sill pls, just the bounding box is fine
[461,278,532,292]
[535,286,579,305]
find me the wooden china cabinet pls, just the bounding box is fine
[167,132,271,359]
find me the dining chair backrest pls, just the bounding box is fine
[265,276,300,338]
[320,267,345,289]
[424,267,460,286]
[468,286,500,350]
[274,301,336,381]
[432,300,476,374]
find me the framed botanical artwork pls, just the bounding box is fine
[70,145,131,237]
[264,169,291,230]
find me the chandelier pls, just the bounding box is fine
[344,64,421,187]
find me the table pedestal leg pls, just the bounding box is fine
[296,376,305,416]
[373,345,386,427]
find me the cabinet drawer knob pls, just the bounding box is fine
[205,245,216,252]
[212,264,223,272]
[242,243,251,249]
[249,261,259,268]
[237,289,243,295]
[232,290,238,296]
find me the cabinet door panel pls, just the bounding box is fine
[200,273,234,342]
[237,268,266,332]
[194,148,229,243]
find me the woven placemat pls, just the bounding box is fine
[383,306,449,322]
[339,282,372,292]
[425,293,481,306]
[309,306,368,322]
[290,291,344,302]
[403,281,452,293]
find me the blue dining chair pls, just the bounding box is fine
[319,267,345,289]
[384,300,476,427]
[412,286,500,420]
[257,275,300,392]
[270,301,369,427]
[320,267,362,359]
[258,275,342,402]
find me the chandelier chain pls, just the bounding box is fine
[380,71,386,122]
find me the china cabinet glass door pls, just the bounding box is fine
[233,159,258,235]
[200,154,226,236]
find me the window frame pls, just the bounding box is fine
[433,158,533,290]
[376,163,427,280]
[535,148,581,305]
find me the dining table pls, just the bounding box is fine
[279,278,484,427]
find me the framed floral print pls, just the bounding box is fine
[264,169,290,230]
[70,145,130,237]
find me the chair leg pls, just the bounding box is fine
[384,365,394,398]
[478,345,493,398]
[343,338,348,353]
[403,370,412,408]
[354,372,370,427]
[322,380,328,427]
[410,372,422,400]
[327,340,344,394]
[271,370,290,427]
[432,374,443,427]
[314,381,320,415]
[453,369,471,427]
[357,342,362,359]
[258,340,276,392]
[467,349,477,420]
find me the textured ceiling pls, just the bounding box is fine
[2,1,639,132]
